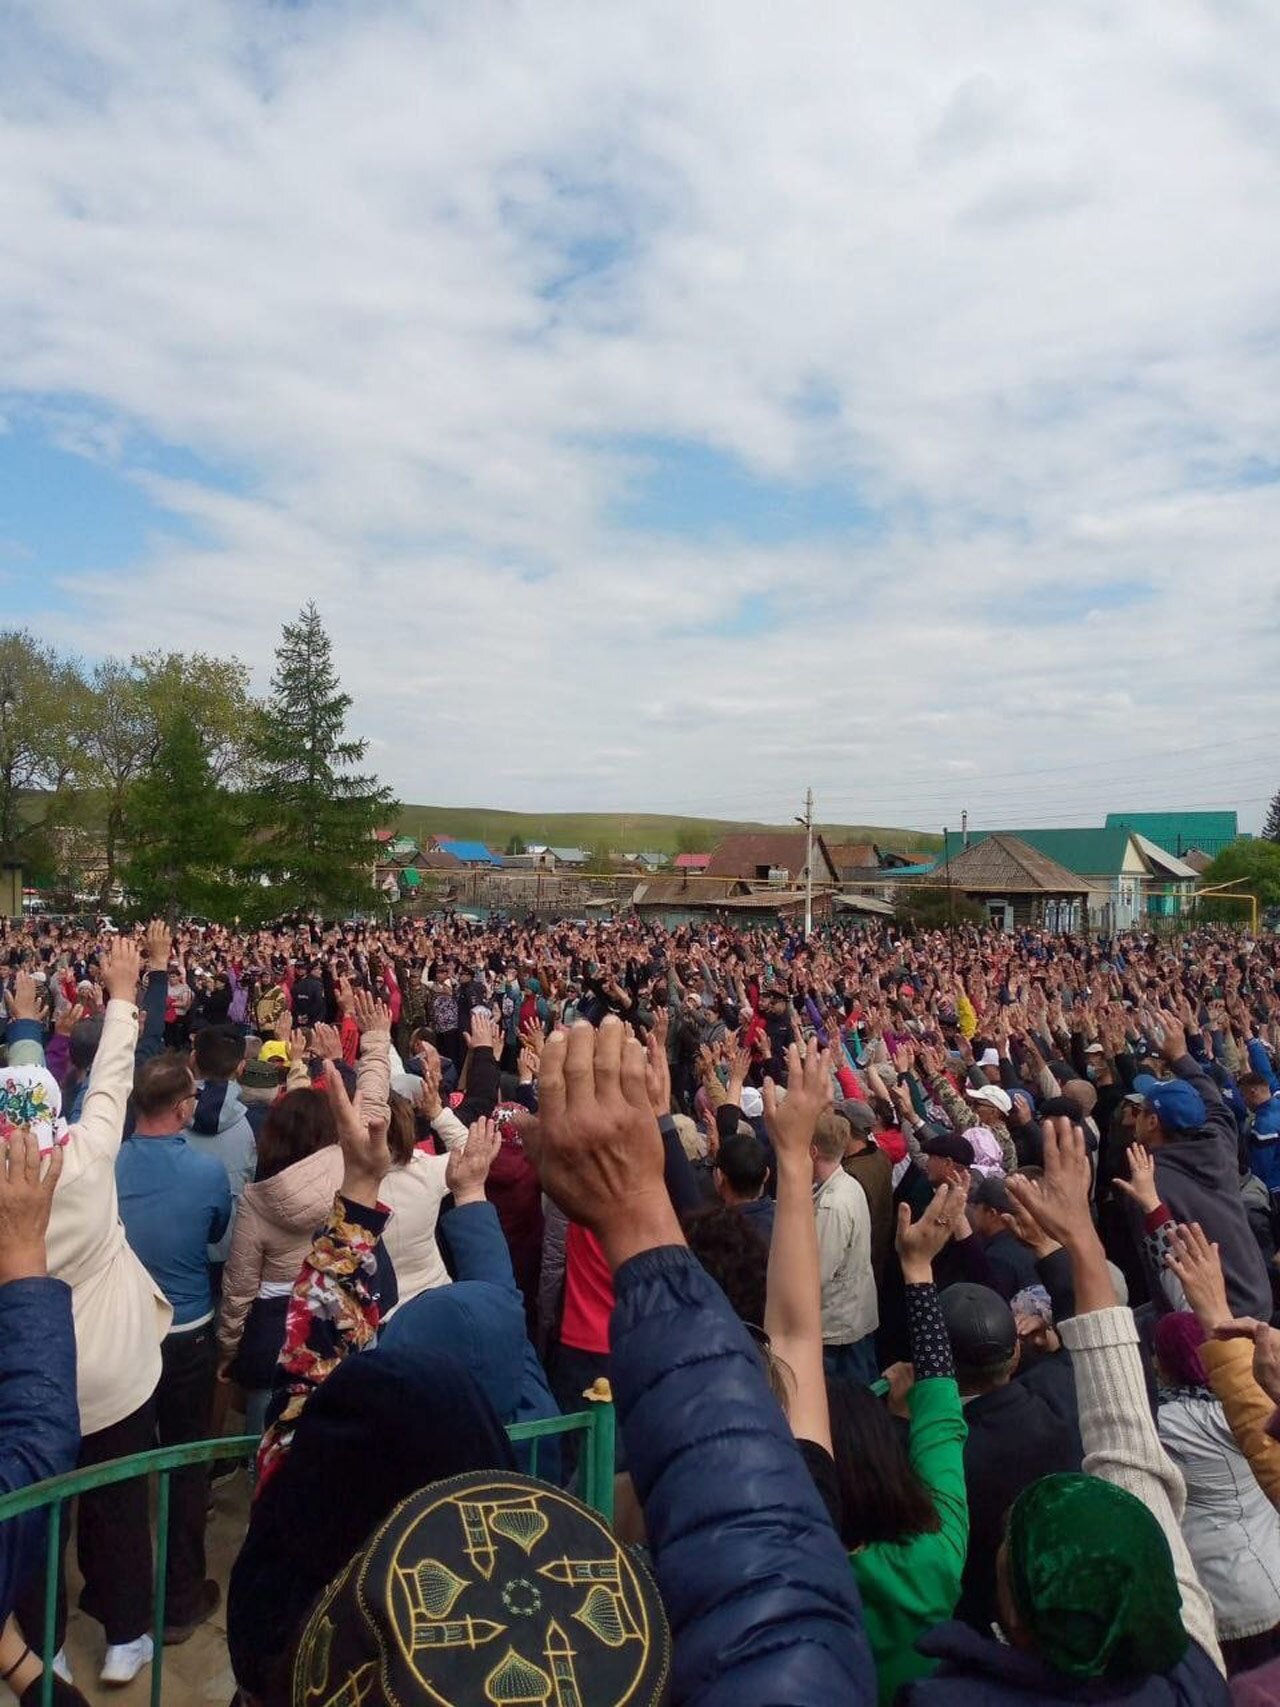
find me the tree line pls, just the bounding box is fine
[2,603,396,923]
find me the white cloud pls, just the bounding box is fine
[2,0,1279,828]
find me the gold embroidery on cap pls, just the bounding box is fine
[483,1644,552,1704]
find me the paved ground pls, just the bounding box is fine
[51,1467,250,1706]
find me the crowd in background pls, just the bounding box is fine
[4,908,1280,1702]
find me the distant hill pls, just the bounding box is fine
[394,804,940,858]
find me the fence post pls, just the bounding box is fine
[39,1499,60,1707]
[586,1402,616,1526]
[150,1471,171,1707]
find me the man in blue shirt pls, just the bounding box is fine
[117,1054,231,1646]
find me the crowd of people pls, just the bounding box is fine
[5,906,1280,1702]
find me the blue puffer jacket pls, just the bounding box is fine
[902,1619,1228,1705]
[611,1244,876,1705]
[0,1276,79,1622]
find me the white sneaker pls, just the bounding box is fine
[51,1648,73,1685]
[100,1634,153,1686]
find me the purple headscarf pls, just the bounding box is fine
[1153,1310,1209,1389]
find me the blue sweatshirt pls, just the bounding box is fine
[116,1135,232,1328]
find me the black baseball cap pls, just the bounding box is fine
[920,1132,975,1167]
[941,1283,1017,1370]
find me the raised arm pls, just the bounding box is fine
[762,1038,834,1453]
[1167,1223,1280,1508]
[74,937,144,1163]
[526,1018,876,1707]
[0,1135,75,1624]
[134,920,173,1068]
[351,989,392,1134]
[1008,1118,1223,1676]
[255,1063,393,1495]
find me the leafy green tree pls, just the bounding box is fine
[893,884,985,930]
[244,603,396,917]
[0,631,87,865]
[119,711,244,922]
[674,822,707,856]
[1263,790,1280,845]
[1199,839,1280,917]
[83,651,256,902]
[505,834,528,856]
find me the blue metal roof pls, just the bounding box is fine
[435,838,501,866]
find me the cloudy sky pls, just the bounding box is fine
[3,0,1278,832]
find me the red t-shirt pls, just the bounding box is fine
[559,1222,614,1356]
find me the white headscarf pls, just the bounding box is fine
[0,1065,68,1153]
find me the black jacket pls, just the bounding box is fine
[953,1373,1082,1634]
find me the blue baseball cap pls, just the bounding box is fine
[1144,1078,1206,1133]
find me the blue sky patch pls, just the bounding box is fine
[989,577,1154,627]
[610,436,877,544]
[0,406,243,615]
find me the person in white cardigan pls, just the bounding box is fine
[11,935,173,1691]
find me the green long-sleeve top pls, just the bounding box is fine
[849,1376,969,1705]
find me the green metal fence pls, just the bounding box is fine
[0,1405,615,1707]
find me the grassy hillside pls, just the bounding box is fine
[394,804,941,858]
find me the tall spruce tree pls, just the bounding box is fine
[1264,788,1280,845]
[246,604,396,916]
[120,710,243,922]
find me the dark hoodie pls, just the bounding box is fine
[903,1618,1227,1705]
[1137,1054,1272,1321]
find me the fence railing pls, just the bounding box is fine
[0,1404,615,1707]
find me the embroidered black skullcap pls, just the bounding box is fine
[292,1470,670,1706]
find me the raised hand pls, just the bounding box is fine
[1153,1006,1189,1064]
[1166,1223,1232,1335]
[446,1117,501,1205]
[644,1025,672,1118]
[6,971,40,1024]
[143,918,172,971]
[521,1017,675,1270]
[1211,1316,1280,1407]
[352,987,391,1035]
[311,1022,343,1062]
[1005,1116,1095,1252]
[1112,1143,1160,1214]
[763,1039,833,1162]
[102,936,142,1003]
[54,1001,86,1038]
[0,1131,63,1285]
[896,1181,958,1284]
[322,1060,391,1207]
[465,1006,497,1055]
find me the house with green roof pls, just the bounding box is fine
[1104,811,1240,861]
[938,826,1198,927]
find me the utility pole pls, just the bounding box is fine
[795,787,815,938]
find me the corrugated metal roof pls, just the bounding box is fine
[1129,834,1199,881]
[940,827,1136,877]
[1105,811,1238,856]
[434,838,501,865]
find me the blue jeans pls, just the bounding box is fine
[823,1334,880,1387]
